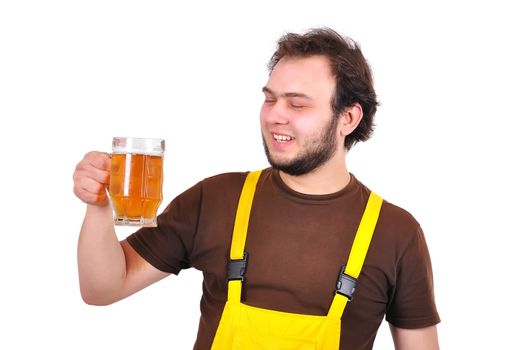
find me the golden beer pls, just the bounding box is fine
[109,137,165,227]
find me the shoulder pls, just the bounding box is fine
[201,171,248,187]
[353,177,422,243]
[371,195,426,253]
[201,168,271,190]
[196,168,271,200]
[379,199,421,232]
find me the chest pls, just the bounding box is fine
[194,183,388,316]
[240,197,362,314]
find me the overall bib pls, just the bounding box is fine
[211,170,383,349]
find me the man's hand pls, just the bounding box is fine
[73,151,111,205]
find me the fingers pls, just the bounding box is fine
[73,151,112,205]
[73,185,109,206]
[75,161,110,185]
[75,174,107,195]
[85,151,111,172]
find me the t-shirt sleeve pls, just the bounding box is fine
[126,181,203,275]
[385,225,441,329]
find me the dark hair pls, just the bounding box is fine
[268,28,379,149]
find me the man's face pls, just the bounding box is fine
[260,55,339,176]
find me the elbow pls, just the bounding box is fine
[81,297,111,307]
[80,289,118,306]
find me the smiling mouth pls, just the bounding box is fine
[273,133,294,142]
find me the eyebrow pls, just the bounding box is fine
[262,86,313,100]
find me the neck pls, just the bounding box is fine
[278,157,350,195]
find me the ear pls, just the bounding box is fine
[339,103,363,137]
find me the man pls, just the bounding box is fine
[73,28,440,349]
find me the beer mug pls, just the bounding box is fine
[109,137,165,227]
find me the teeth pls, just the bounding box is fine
[273,134,292,142]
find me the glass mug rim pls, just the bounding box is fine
[112,136,165,156]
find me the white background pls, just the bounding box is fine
[1,1,526,349]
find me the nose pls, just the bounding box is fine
[261,99,289,125]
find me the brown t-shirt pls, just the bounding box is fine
[127,168,440,349]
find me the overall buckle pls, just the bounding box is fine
[227,252,248,281]
[335,265,358,302]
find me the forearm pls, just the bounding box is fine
[77,204,125,305]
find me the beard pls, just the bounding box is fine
[263,115,339,176]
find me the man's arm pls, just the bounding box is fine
[74,151,169,305]
[390,325,439,350]
[77,205,169,305]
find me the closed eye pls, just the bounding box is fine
[290,103,304,109]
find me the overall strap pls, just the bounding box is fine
[327,192,383,319]
[227,170,262,302]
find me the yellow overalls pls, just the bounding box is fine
[211,170,383,349]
